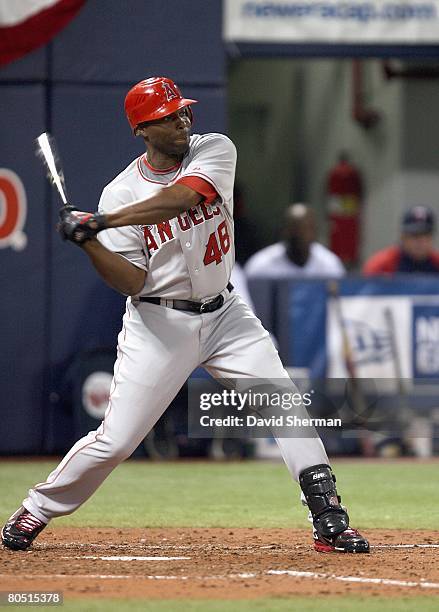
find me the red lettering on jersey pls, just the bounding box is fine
[157,220,174,243]
[203,221,231,267]
[143,226,159,252]
[188,207,203,226]
[211,204,221,216]
[203,232,222,266]
[177,212,191,231]
[200,202,213,221]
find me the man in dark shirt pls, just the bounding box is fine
[363,206,439,275]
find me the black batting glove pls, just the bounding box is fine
[58,205,108,245]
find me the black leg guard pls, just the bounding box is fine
[299,464,348,538]
[299,464,370,553]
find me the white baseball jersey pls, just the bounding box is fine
[97,133,236,300]
[22,131,329,526]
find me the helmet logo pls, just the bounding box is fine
[162,82,178,102]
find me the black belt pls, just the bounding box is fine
[139,282,233,314]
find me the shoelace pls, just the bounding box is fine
[15,512,44,534]
[319,527,362,544]
[342,528,360,536]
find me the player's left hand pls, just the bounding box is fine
[58,206,108,245]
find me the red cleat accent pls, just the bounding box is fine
[1,507,47,551]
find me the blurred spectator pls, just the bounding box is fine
[363,205,439,275]
[363,205,439,458]
[244,203,345,278]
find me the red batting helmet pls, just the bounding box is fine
[125,77,198,131]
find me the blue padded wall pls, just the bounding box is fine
[52,0,224,84]
[0,47,48,81]
[0,86,47,452]
[0,0,226,454]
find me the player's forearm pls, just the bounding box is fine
[82,239,146,296]
[105,184,201,228]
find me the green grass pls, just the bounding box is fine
[0,459,438,530]
[1,460,438,610]
[35,597,439,612]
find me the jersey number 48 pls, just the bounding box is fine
[203,220,231,266]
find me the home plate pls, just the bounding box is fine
[64,556,191,561]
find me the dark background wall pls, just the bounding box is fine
[0,0,225,453]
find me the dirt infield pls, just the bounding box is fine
[1,528,439,600]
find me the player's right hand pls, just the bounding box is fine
[58,205,107,245]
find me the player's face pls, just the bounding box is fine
[285,217,316,266]
[401,233,433,261]
[140,109,192,158]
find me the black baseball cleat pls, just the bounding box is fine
[314,526,370,553]
[1,507,47,551]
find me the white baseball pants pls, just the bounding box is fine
[24,293,328,523]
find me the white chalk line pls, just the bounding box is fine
[372,544,439,549]
[61,556,191,561]
[42,543,193,550]
[0,574,187,580]
[2,569,439,589]
[0,573,246,581]
[268,570,439,590]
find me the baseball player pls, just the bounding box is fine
[2,77,369,554]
